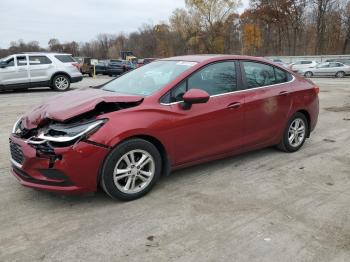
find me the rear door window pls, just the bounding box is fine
[274,68,289,84]
[242,61,291,88]
[55,55,75,63]
[242,62,275,88]
[329,62,342,67]
[29,56,52,65]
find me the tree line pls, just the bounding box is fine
[1,0,350,59]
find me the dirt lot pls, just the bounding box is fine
[0,76,349,262]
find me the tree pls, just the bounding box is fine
[97,34,113,58]
[185,0,242,52]
[313,0,337,54]
[342,1,350,53]
[48,38,63,52]
[242,24,262,55]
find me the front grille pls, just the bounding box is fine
[10,141,24,165]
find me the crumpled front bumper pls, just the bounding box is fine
[9,135,110,194]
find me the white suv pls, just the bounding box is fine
[0,52,83,91]
[288,60,318,73]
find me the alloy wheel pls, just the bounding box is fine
[288,118,306,147]
[304,72,312,78]
[336,71,345,78]
[113,149,155,194]
[55,76,69,90]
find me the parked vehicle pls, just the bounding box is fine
[270,58,288,68]
[107,59,132,76]
[94,60,109,75]
[123,60,135,71]
[74,57,93,77]
[137,59,144,68]
[325,58,350,66]
[120,51,134,60]
[137,58,157,68]
[9,55,319,200]
[289,60,318,73]
[300,62,350,78]
[0,53,82,91]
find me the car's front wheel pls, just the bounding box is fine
[101,139,162,201]
[278,112,308,152]
[51,75,71,91]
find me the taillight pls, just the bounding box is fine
[314,85,320,94]
[72,63,80,70]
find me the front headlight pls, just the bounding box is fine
[27,119,107,145]
[12,117,23,134]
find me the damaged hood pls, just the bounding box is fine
[22,88,144,129]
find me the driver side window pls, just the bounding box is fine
[5,58,15,67]
[169,61,237,102]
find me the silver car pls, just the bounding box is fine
[0,52,83,91]
[300,62,350,78]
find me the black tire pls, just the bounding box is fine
[88,72,93,77]
[304,71,313,78]
[278,112,309,152]
[100,139,162,201]
[335,71,345,78]
[51,74,70,91]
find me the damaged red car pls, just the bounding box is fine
[9,55,319,201]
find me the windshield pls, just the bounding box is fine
[0,55,11,61]
[102,60,197,96]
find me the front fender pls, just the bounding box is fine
[88,109,175,159]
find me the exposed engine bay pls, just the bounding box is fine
[13,100,142,149]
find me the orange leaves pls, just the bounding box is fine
[242,24,262,54]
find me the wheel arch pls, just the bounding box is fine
[97,134,171,186]
[296,109,311,137]
[336,70,345,77]
[50,72,71,86]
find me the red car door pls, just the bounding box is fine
[165,61,245,166]
[240,61,292,149]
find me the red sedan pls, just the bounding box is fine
[9,55,319,200]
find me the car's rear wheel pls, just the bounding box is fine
[335,71,345,78]
[304,71,313,78]
[51,75,70,91]
[100,139,162,201]
[278,112,308,152]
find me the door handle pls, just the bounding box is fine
[279,91,289,96]
[227,102,241,109]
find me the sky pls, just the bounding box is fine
[0,0,249,48]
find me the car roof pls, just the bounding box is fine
[160,54,271,63]
[17,52,72,56]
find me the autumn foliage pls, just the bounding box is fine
[1,0,350,58]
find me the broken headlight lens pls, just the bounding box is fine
[12,117,23,135]
[27,119,107,145]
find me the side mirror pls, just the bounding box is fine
[181,88,210,110]
[0,61,7,68]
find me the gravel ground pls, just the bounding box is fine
[0,76,349,262]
